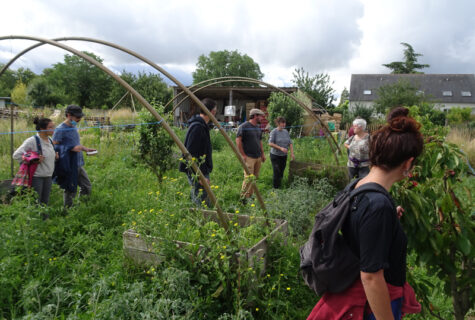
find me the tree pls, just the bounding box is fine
[134,72,172,108]
[192,50,264,86]
[27,77,60,107]
[267,91,305,129]
[0,64,18,97]
[43,51,113,108]
[447,107,471,124]
[338,87,349,107]
[14,67,36,85]
[136,103,174,183]
[373,80,424,114]
[11,81,28,106]
[291,67,335,110]
[383,42,430,74]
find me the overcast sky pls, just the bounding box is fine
[1,0,475,101]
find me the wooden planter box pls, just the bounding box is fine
[289,160,349,189]
[123,210,288,275]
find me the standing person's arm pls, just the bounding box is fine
[236,136,247,162]
[361,270,394,320]
[289,143,295,161]
[13,138,34,162]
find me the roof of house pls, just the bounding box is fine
[349,74,475,103]
[172,85,297,101]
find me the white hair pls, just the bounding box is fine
[353,118,367,130]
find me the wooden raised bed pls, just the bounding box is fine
[123,209,288,275]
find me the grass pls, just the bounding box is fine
[0,116,466,319]
[446,126,475,167]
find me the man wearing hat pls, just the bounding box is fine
[53,105,96,207]
[236,108,266,203]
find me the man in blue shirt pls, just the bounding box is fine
[53,105,96,207]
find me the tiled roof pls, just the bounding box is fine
[350,74,475,103]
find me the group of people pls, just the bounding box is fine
[13,105,95,207]
[181,99,424,319]
[179,99,294,207]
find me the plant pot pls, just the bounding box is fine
[123,209,288,276]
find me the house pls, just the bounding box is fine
[0,97,10,109]
[349,74,475,113]
[172,85,297,128]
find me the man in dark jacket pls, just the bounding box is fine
[179,98,217,206]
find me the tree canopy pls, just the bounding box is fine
[383,42,430,74]
[291,68,335,110]
[192,50,264,86]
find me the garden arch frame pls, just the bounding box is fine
[166,76,341,163]
[0,35,237,230]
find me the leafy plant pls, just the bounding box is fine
[267,91,304,129]
[136,103,174,183]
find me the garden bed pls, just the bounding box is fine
[123,209,288,275]
[289,160,348,189]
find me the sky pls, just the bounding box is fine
[1,0,475,102]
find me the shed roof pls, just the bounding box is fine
[349,74,475,103]
[172,86,298,101]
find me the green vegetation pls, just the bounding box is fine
[192,50,264,86]
[383,42,430,74]
[0,108,473,319]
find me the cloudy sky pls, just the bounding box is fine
[1,0,474,100]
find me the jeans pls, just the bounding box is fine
[64,166,91,207]
[365,297,402,320]
[270,153,287,188]
[187,173,211,207]
[31,176,53,205]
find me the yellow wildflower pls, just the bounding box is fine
[256,308,259,311]
[136,234,140,238]
[251,204,255,207]
[235,210,239,214]
[287,287,291,291]
[234,222,238,227]
[211,233,216,237]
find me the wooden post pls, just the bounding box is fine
[10,102,14,178]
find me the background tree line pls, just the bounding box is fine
[1,52,172,110]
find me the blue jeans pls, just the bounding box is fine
[365,298,402,320]
[187,173,211,207]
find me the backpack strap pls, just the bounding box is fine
[34,135,43,156]
[350,182,396,210]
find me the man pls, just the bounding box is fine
[53,105,96,207]
[179,98,217,207]
[236,108,266,202]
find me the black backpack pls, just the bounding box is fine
[299,179,391,295]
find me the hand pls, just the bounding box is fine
[72,145,82,152]
[55,152,59,160]
[261,154,266,162]
[84,147,96,153]
[38,155,45,163]
[291,153,295,161]
[396,206,404,219]
[280,147,288,154]
[241,154,247,162]
[199,177,210,186]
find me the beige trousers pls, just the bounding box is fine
[240,157,262,198]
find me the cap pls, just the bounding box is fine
[249,108,265,116]
[65,105,84,118]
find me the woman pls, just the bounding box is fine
[13,117,56,205]
[308,107,423,319]
[268,116,295,188]
[345,118,370,179]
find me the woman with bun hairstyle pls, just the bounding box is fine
[307,107,423,319]
[13,117,57,205]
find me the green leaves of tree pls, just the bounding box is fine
[192,50,264,86]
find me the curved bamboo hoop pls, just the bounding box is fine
[0,35,233,229]
[166,76,341,163]
[0,36,268,212]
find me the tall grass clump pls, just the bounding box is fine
[446,126,475,167]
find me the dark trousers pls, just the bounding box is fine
[270,153,288,189]
[31,176,53,205]
[187,173,211,207]
[64,166,92,207]
[348,166,370,180]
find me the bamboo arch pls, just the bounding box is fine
[0,35,234,229]
[166,76,341,163]
[0,36,272,215]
